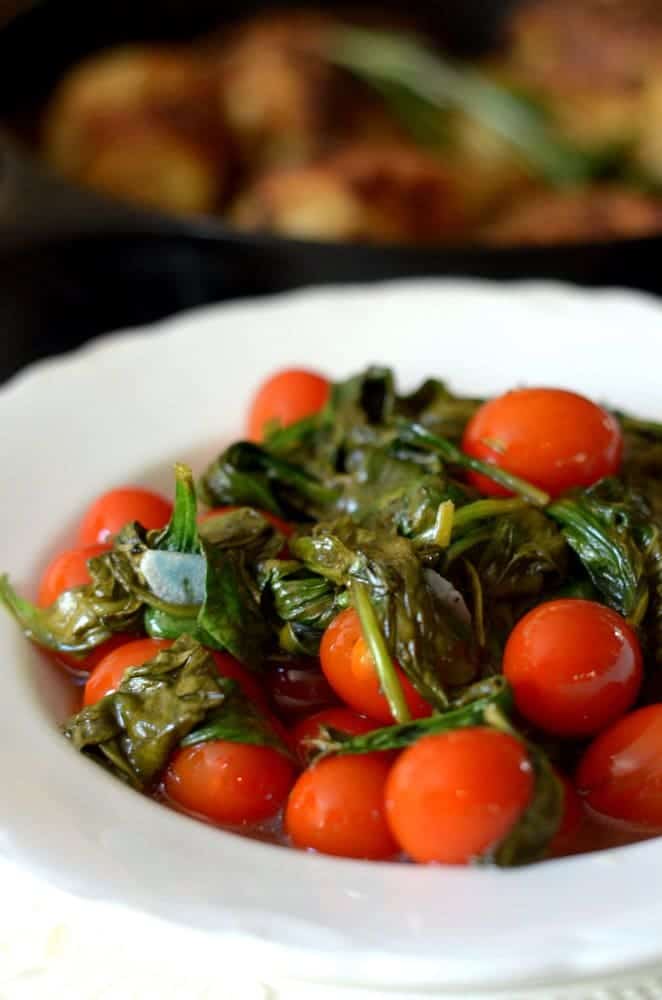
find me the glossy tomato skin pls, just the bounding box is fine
[83,638,172,706]
[576,704,662,828]
[285,753,398,859]
[248,368,330,442]
[200,506,293,538]
[165,741,295,825]
[78,487,172,545]
[320,608,432,724]
[503,599,643,738]
[462,388,623,498]
[38,543,111,607]
[290,707,375,765]
[384,728,533,864]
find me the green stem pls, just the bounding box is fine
[396,421,550,507]
[452,498,526,531]
[351,580,410,724]
[434,500,455,547]
[445,527,493,566]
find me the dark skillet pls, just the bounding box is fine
[0,0,660,383]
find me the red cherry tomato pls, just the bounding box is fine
[38,543,111,607]
[200,506,293,538]
[165,741,295,825]
[291,707,375,765]
[248,368,330,442]
[320,608,432,724]
[462,388,623,498]
[548,772,584,857]
[576,704,662,828]
[83,638,172,706]
[503,599,642,738]
[78,487,173,545]
[385,728,533,864]
[285,753,398,859]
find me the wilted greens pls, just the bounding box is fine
[4,365,662,867]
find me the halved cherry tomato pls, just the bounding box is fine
[462,388,623,498]
[83,638,172,706]
[165,741,295,825]
[78,486,172,545]
[285,753,397,859]
[248,368,330,442]
[38,543,111,607]
[320,608,432,724]
[503,599,642,737]
[290,707,375,765]
[384,728,533,864]
[576,704,662,828]
[199,506,293,538]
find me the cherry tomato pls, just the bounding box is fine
[320,608,432,724]
[38,543,111,607]
[285,753,397,859]
[265,660,339,720]
[503,599,642,738]
[576,704,662,828]
[200,506,293,538]
[384,728,533,864]
[462,388,623,498]
[83,638,172,706]
[165,741,295,825]
[291,707,375,765]
[248,368,330,442]
[78,486,173,545]
[548,772,584,857]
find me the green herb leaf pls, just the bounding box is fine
[330,27,599,185]
[199,442,338,521]
[196,539,272,669]
[548,480,649,623]
[63,636,228,789]
[150,463,201,554]
[181,680,292,757]
[291,519,476,707]
[395,421,550,506]
[309,676,511,756]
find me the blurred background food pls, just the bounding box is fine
[11,0,662,248]
[4,0,662,382]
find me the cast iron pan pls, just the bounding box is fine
[0,0,660,382]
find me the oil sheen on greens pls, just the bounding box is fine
[4,367,662,868]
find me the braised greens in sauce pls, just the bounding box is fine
[4,365,662,865]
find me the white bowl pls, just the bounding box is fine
[3,279,662,996]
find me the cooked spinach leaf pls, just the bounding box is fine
[291,519,476,708]
[63,636,228,789]
[181,680,292,757]
[308,676,511,756]
[547,480,649,623]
